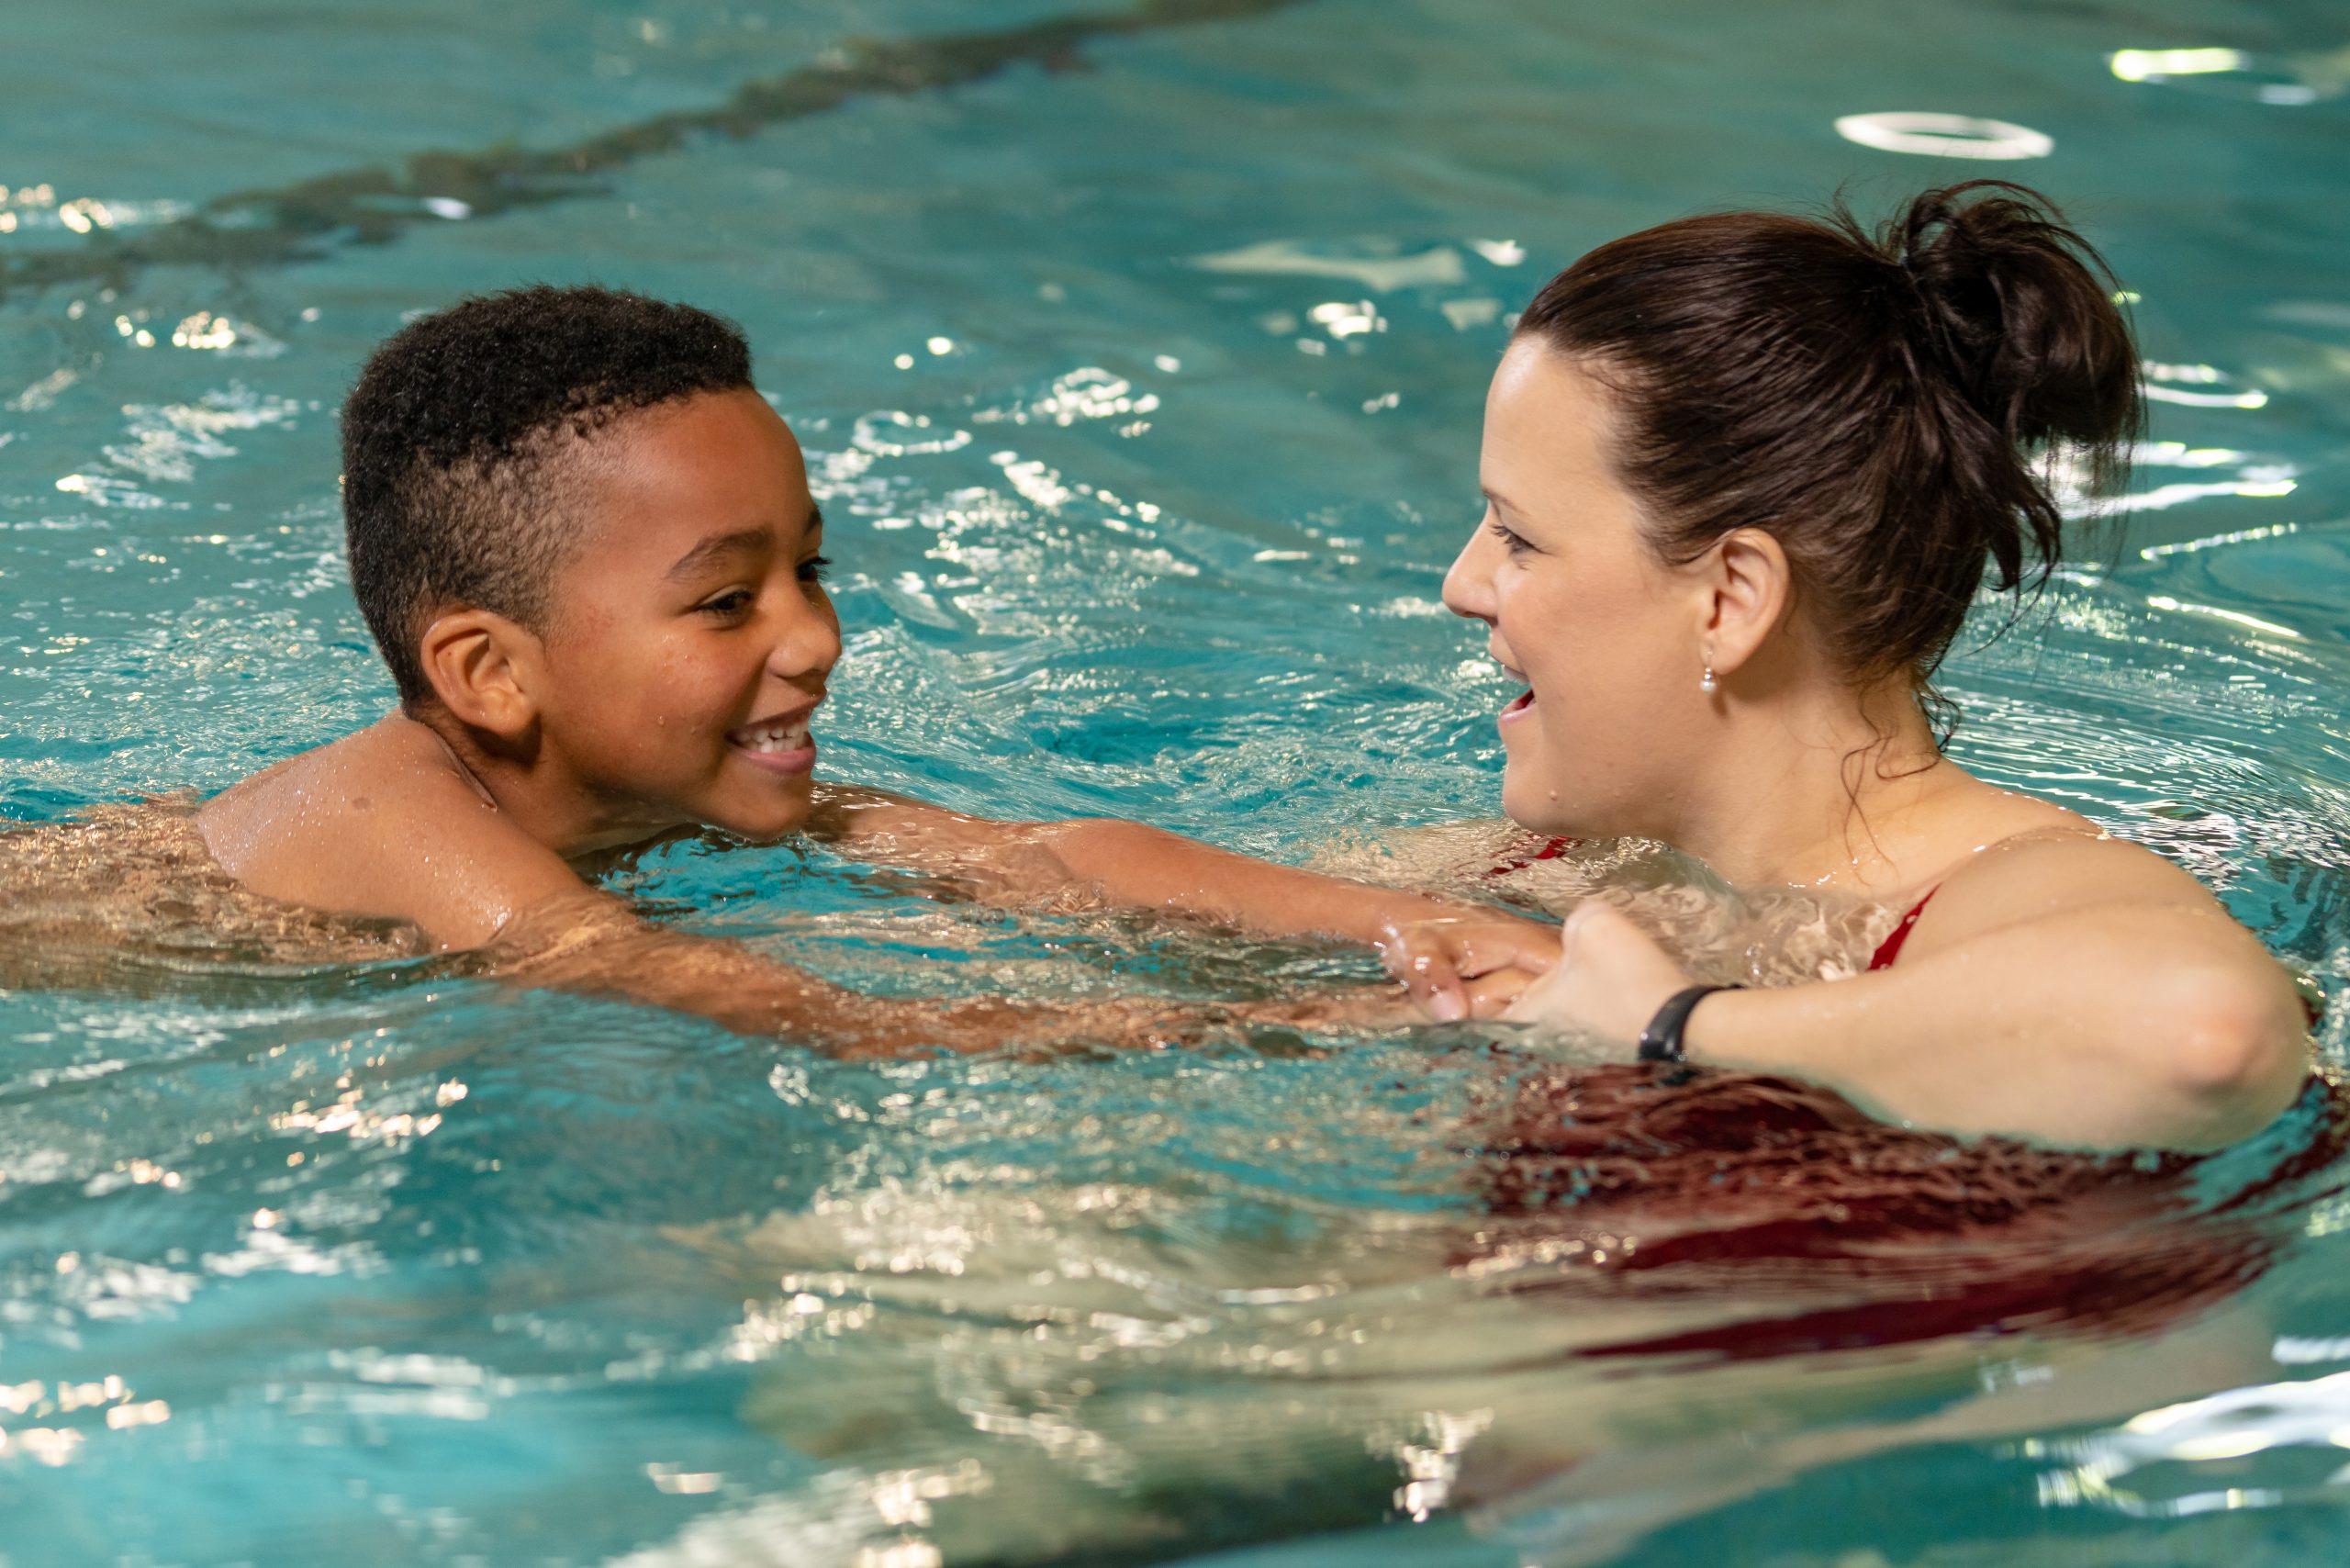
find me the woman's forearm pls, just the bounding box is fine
[1685,904,2310,1149]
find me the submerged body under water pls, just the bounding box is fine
[6,0,2350,1560]
[4,797,2342,1562]
[0,798,431,987]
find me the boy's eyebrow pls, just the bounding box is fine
[663,507,821,581]
[666,529,769,581]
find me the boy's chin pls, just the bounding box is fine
[707,778,816,841]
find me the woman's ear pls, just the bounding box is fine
[1701,527,1792,678]
[417,609,544,739]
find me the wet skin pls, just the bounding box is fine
[1439,342,2310,1149]
[196,389,1558,1045]
[199,389,840,941]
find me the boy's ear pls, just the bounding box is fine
[417,608,545,739]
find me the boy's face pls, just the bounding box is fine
[528,387,839,845]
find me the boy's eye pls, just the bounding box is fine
[695,589,755,616]
[797,554,831,585]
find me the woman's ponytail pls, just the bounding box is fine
[1515,180,2143,688]
[1889,182,2143,586]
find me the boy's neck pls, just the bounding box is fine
[395,708,667,863]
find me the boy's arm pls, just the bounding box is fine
[803,783,1558,1017]
[487,890,1416,1057]
[324,773,1414,1052]
[197,726,1423,1045]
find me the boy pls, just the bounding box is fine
[196,286,1550,1052]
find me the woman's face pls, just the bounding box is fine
[1442,341,1709,838]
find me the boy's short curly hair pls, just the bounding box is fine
[341,285,753,705]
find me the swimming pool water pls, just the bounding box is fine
[4,0,2349,1562]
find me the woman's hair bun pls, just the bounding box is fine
[1884,181,2141,491]
[1514,181,2145,691]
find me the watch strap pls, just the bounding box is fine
[1636,983,1742,1064]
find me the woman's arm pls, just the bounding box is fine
[804,783,1558,1018]
[1505,834,2311,1150]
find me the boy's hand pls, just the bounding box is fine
[1376,909,1561,1023]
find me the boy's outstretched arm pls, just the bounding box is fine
[203,752,1412,1056]
[803,784,1557,1019]
[487,890,1415,1058]
[201,724,1535,1030]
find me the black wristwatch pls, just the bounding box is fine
[1636,984,1743,1064]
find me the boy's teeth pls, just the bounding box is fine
[738,722,810,753]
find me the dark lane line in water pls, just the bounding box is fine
[0,0,1308,301]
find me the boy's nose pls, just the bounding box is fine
[766,600,841,681]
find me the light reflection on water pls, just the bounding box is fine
[4,0,2350,1562]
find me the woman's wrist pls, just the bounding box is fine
[1673,982,1779,1067]
[1636,983,1743,1063]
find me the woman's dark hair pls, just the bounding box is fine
[1515,180,2142,692]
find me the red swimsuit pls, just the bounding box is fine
[1484,835,1580,879]
[1492,838,1941,976]
[1867,889,1938,971]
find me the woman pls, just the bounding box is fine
[1446,180,2313,1150]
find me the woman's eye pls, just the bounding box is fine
[1487,519,1533,555]
[797,554,831,586]
[696,589,755,616]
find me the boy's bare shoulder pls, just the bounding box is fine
[196,715,580,950]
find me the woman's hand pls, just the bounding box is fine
[1378,910,1561,1021]
[1501,899,1694,1042]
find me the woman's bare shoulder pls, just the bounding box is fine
[1918,813,2226,955]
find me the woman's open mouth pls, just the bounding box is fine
[1490,647,1535,725]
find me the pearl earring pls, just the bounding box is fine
[1700,659,1718,695]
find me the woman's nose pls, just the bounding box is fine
[1441,521,1495,623]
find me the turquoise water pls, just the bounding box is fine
[5,0,2350,1562]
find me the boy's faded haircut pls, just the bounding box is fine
[341,285,753,706]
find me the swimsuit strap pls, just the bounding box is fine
[1863,825,2099,971]
[1486,835,1580,878]
[1868,887,1939,971]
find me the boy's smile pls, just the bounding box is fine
[525,386,839,848]
[727,710,818,773]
